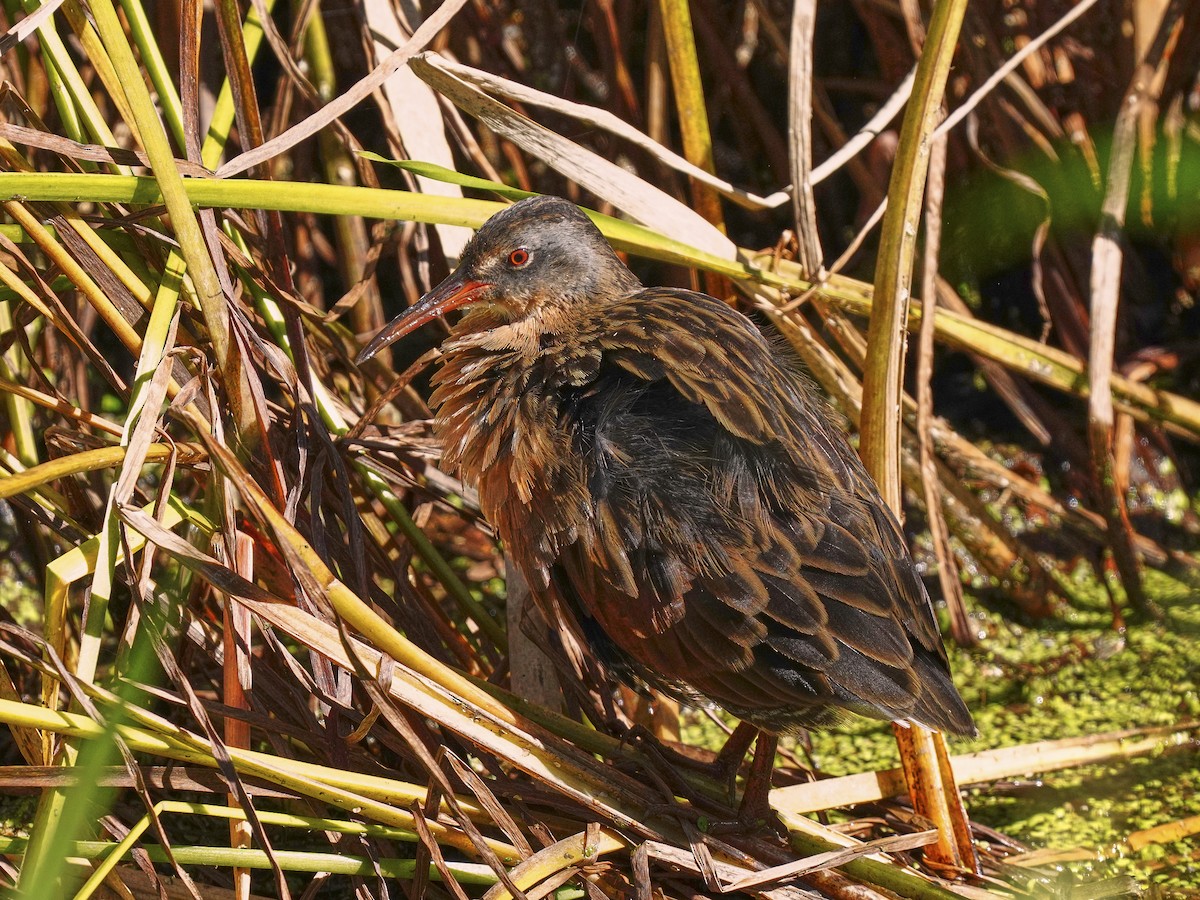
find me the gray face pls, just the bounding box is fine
[453,196,639,317]
[356,196,640,363]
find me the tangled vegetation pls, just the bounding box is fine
[0,0,1197,897]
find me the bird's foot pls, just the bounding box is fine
[614,721,659,753]
[699,799,786,838]
[614,721,787,828]
[614,724,703,796]
[619,721,758,796]
[701,811,786,838]
[705,732,785,836]
[612,723,746,824]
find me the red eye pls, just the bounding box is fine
[508,248,531,267]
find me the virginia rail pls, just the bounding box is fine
[359,196,974,807]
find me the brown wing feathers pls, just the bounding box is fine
[543,288,973,735]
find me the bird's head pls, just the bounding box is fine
[356,195,639,363]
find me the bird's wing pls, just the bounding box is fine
[546,288,972,734]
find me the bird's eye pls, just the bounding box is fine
[507,248,531,267]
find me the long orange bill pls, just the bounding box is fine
[355,276,491,364]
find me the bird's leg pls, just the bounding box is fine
[736,732,778,827]
[620,718,757,806]
[611,724,714,823]
[613,720,764,822]
[711,721,759,807]
[702,730,782,835]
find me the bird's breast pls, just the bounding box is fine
[429,343,594,580]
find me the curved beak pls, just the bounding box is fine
[355,276,490,365]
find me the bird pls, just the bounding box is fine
[358,195,974,811]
